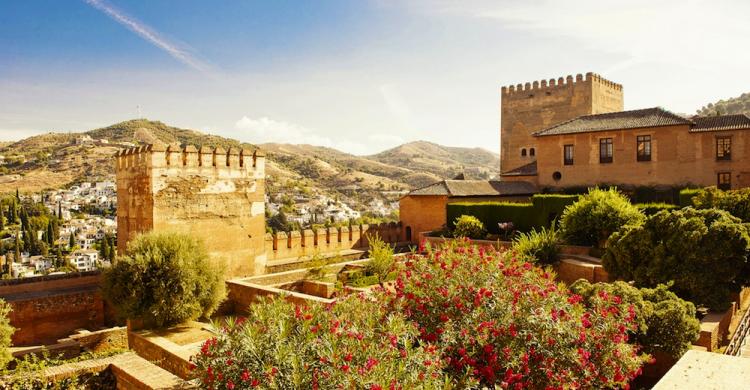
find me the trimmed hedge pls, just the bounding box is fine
[679,188,701,208]
[635,202,680,216]
[447,194,579,233]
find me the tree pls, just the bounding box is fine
[101,232,226,328]
[55,245,64,268]
[99,237,109,260]
[604,208,750,310]
[0,299,14,369]
[560,187,644,247]
[68,232,75,250]
[0,212,4,232]
[452,215,486,239]
[57,202,62,220]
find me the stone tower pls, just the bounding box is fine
[115,143,266,277]
[500,72,623,175]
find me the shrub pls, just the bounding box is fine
[603,208,750,310]
[511,225,561,264]
[191,294,446,389]
[635,203,679,216]
[531,194,580,226]
[365,234,395,285]
[452,215,486,239]
[447,202,535,233]
[101,232,226,328]
[393,241,647,388]
[570,280,700,360]
[0,299,14,369]
[679,188,701,208]
[692,186,750,222]
[559,187,644,247]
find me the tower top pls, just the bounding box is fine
[501,72,622,96]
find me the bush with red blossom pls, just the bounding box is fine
[190,293,446,389]
[392,240,648,388]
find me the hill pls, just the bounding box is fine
[0,120,499,212]
[697,92,750,117]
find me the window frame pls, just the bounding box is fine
[716,136,732,161]
[599,138,613,164]
[718,172,731,190]
[563,144,574,165]
[636,135,652,162]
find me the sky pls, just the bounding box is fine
[1,0,749,155]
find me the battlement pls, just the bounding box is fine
[501,72,622,96]
[114,143,265,172]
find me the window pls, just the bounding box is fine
[552,171,562,181]
[599,138,613,163]
[637,135,651,162]
[529,148,535,157]
[564,145,574,165]
[521,148,527,157]
[716,137,731,160]
[718,172,731,190]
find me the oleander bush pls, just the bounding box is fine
[191,293,447,389]
[392,241,647,388]
[560,188,644,247]
[511,225,561,264]
[452,215,486,239]
[603,208,750,311]
[570,280,700,360]
[102,232,226,328]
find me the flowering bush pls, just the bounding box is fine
[191,293,446,389]
[392,241,648,388]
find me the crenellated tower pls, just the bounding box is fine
[500,72,623,176]
[115,142,267,277]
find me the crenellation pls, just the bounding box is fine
[198,146,212,167]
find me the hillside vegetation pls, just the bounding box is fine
[0,120,499,210]
[697,92,750,116]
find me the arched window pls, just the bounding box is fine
[530,148,536,157]
[521,148,527,157]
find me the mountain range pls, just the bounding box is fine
[0,120,499,206]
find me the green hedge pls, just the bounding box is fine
[679,189,701,208]
[635,203,680,216]
[447,194,579,234]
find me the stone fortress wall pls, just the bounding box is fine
[500,72,624,174]
[115,143,267,277]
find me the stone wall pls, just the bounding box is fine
[264,222,403,261]
[116,144,266,278]
[500,72,623,174]
[535,124,750,189]
[0,272,108,346]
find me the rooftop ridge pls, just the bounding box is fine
[533,107,692,137]
[501,72,623,95]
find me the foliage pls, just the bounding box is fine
[393,241,647,388]
[570,280,700,360]
[452,215,486,239]
[691,186,750,222]
[531,194,580,226]
[635,202,679,216]
[559,188,644,247]
[191,294,446,389]
[3,349,125,389]
[679,188,702,208]
[603,208,750,310]
[101,232,226,328]
[0,299,14,369]
[511,225,561,264]
[697,92,750,117]
[365,234,395,285]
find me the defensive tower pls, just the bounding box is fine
[115,143,266,277]
[500,72,623,175]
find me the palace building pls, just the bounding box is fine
[499,72,750,190]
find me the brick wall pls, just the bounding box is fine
[0,272,108,346]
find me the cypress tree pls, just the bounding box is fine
[9,201,16,224]
[14,233,21,263]
[15,188,19,201]
[69,232,75,250]
[55,245,64,267]
[46,222,54,246]
[58,202,62,220]
[0,212,4,232]
[100,237,108,259]
[19,207,28,231]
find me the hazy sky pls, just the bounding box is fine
[1,0,749,155]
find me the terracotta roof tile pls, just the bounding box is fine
[501,161,537,176]
[690,114,750,132]
[407,180,536,197]
[533,107,690,137]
